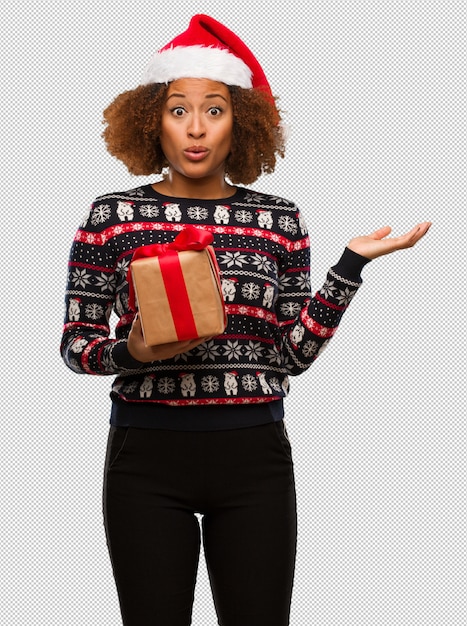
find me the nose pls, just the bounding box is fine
[187,113,206,139]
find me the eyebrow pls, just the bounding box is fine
[166,93,229,102]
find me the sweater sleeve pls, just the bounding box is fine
[278,217,371,375]
[60,203,144,375]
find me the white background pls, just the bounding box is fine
[0,1,465,624]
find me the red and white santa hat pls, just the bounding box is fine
[141,14,273,98]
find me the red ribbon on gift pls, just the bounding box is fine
[127,226,215,340]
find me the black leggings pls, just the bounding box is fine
[103,421,297,626]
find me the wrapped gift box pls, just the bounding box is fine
[128,228,227,347]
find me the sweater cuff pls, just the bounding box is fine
[331,247,371,283]
[111,340,145,371]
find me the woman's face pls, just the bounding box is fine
[159,78,233,186]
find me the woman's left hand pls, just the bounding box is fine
[348,222,432,260]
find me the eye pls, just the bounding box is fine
[171,107,186,117]
[208,106,223,116]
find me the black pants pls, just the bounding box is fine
[103,421,297,626]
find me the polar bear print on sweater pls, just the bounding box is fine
[117,201,134,221]
[224,371,239,396]
[180,373,196,397]
[221,277,238,302]
[68,298,81,321]
[256,209,273,229]
[290,324,305,348]
[257,371,273,394]
[262,283,275,308]
[140,375,154,399]
[214,205,231,224]
[297,212,308,235]
[164,203,182,222]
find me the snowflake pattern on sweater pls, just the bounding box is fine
[61,185,365,406]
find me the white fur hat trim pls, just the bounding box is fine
[141,45,253,88]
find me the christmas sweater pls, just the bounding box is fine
[61,184,369,422]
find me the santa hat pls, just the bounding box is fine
[141,14,273,99]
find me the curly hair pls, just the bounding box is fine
[102,83,285,184]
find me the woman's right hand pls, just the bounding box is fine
[127,314,209,363]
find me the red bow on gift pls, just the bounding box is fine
[127,226,215,334]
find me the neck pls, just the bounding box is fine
[153,171,236,200]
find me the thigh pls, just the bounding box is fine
[202,422,297,626]
[103,427,201,626]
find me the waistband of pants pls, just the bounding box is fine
[110,395,284,431]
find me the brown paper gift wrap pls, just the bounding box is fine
[130,247,227,347]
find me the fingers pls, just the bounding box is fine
[130,312,142,332]
[348,221,431,258]
[192,336,213,346]
[396,221,432,249]
[175,336,211,353]
[370,225,392,240]
[128,314,212,362]
[159,336,209,357]
[415,221,432,237]
[162,339,192,352]
[371,221,431,249]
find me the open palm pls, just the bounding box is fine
[348,222,432,260]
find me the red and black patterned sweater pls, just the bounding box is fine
[61,184,370,429]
